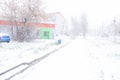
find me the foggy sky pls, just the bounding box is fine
[44,0,120,28]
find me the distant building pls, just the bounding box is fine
[0,12,65,39]
[48,12,66,35]
[0,20,55,39]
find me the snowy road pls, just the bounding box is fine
[1,37,120,80]
[11,38,106,80]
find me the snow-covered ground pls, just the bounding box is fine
[1,36,120,80]
[0,37,70,80]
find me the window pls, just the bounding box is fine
[44,31,49,36]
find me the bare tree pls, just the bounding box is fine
[70,12,88,38]
[80,12,88,38]
[71,17,81,37]
[1,0,47,42]
[112,18,120,42]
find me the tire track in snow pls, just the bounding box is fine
[0,43,69,80]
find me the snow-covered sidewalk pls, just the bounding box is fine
[0,38,70,79]
[1,37,120,80]
[10,37,120,80]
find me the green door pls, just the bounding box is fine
[41,28,52,39]
[44,31,49,39]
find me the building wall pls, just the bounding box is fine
[0,20,55,39]
[40,27,53,39]
[48,12,66,35]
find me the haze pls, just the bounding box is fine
[44,0,120,28]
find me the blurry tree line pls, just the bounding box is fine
[70,12,120,43]
[101,16,120,42]
[70,12,88,39]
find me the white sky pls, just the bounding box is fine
[43,0,120,28]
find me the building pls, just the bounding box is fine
[0,20,55,39]
[39,23,55,39]
[48,12,66,35]
[0,12,65,39]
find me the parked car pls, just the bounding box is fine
[0,33,10,43]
